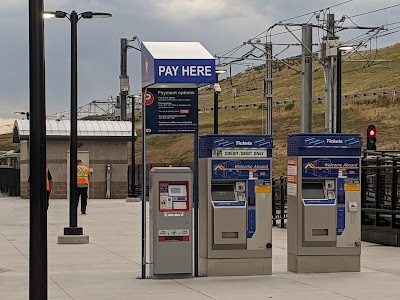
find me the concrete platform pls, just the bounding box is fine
[126,197,141,202]
[1,197,400,299]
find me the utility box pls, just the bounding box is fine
[199,135,273,276]
[149,167,193,278]
[287,133,362,273]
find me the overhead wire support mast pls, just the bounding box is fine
[265,42,273,135]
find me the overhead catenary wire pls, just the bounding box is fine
[348,3,400,18]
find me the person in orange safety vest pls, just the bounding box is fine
[77,159,90,214]
[28,167,52,209]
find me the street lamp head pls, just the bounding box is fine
[43,11,67,19]
[338,45,354,52]
[81,11,112,19]
[216,69,227,74]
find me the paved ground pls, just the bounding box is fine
[1,197,400,300]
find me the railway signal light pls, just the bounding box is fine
[366,124,377,151]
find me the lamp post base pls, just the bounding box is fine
[59,227,88,244]
[57,234,89,244]
[64,226,83,235]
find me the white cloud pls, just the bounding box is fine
[148,0,260,22]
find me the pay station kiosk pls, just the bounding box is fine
[199,134,273,276]
[149,167,193,278]
[287,133,362,273]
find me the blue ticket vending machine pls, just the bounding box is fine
[287,133,362,273]
[199,135,273,276]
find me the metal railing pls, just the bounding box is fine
[272,176,287,228]
[0,167,20,196]
[361,150,400,246]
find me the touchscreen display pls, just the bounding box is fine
[211,184,235,201]
[302,182,325,199]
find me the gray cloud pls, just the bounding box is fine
[1,0,399,120]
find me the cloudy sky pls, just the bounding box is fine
[1,0,399,133]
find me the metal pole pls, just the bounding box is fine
[141,89,147,279]
[301,24,313,133]
[213,73,219,134]
[336,49,342,133]
[65,11,82,236]
[265,42,273,135]
[331,55,337,133]
[29,1,47,298]
[193,132,199,277]
[131,97,137,197]
[120,38,128,121]
[324,14,335,133]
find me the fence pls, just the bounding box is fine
[272,176,287,228]
[361,150,400,246]
[0,167,20,196]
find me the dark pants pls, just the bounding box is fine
[77,187,88,213]
[46,190,50,210]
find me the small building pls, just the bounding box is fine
[13,119,134,199]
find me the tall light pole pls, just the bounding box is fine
[336,45,353,133]
[120,36,140,121]
[30,2,47,299]
[129,94,140,197]
[213,70,226,134]
[44,10,111,235]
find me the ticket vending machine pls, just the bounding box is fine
[287,133,362,273]
[199,135,273,276]
[149,167,193,278]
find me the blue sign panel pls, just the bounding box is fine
[302,158,360,179]
[141,42,216,87]
[154,59,215,84]
[145,88,198,134]
[211,160,271,180]
[199,135,273,158]
[301,135,362,147]
[337,178,346,236]
[287,133,362,157]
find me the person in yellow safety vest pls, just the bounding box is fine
[77,159,90,214]
[28,167,52,210]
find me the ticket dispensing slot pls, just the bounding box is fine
[211,182,247,248]
[302,180,336,247]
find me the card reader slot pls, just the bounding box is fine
[222,232,239,239]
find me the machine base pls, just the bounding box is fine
[287,254,360,273]
[199,257,272,276]
[151,273,193,279]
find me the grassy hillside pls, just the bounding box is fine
[0,134,15,152]
[3,44,400,176]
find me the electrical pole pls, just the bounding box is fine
[265,42,273,135]
[301,24,313,133]
[324,13,337,133]
[336,49,342,133]
[120,38,129,121]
